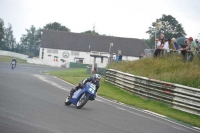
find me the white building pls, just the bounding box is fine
[39,30,149,69]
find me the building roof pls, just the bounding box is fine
[41,29,149,57]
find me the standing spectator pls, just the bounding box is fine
[168,38,175,50]
[139,53,145,59]
[154,38,162,57]
[112,53,116,61]
[180,39,190,61]
[118,54,123,61]
[160,33,165,48]
[116,55,119,62]
[171,38,178,50]
[163,38,169,52]
[187,37,197,62]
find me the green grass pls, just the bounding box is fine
[0,55,27,63]
[49,68,200,128]
[107,56,200,89]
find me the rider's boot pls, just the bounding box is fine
[68,88,76,99]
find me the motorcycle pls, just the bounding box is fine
[11,61,16,69]
[65,82,96,109]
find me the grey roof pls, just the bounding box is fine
[41,29,149,57]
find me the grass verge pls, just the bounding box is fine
[0,55,27,63]
[50,68,200,128]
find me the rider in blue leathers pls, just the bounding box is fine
[68,74,101,100]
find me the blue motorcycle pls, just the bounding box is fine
[65,82,96,109]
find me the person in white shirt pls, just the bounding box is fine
[154,38,162,57]
[112,53,116,61]
[163,39,169,52]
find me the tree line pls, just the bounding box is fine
[0,14,187,57]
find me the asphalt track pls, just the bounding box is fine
[0,62,199,133]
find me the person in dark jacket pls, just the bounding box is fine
[68,74,101,100]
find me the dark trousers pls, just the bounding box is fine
[154,49,161,57]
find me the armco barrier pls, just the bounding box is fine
[105,69,200,116]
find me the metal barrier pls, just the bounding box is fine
[105,69,200,116]
[144,49,200,59]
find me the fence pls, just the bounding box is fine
[105,69,200,116]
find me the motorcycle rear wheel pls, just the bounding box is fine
[76,93,89,109]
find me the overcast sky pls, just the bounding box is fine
[0,0,200,42]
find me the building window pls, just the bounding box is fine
[47,49,53,53]
[47,49,58,54]
[71,51,79,56]
[53,49,58,54]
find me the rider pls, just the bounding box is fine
[68,74,101,100]
[11,58,17,67]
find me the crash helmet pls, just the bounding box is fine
[93,74,101,83]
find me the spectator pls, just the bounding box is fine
[112,53,116,61]
[178,45,182,50]
[139,53,145,59]
[116,55,119,62]
[187,37,197,62]
[180,39,190,60]
[168,38,175,50]
[171,38,178,50]
[154,38,162,57]
[118,54,123,61]
[163,38,169,52]
[160,33,165,47]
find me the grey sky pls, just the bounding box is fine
[0,0,199,42]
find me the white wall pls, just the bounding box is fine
[0,50,139,68]
[39,48,140,68]
[0,50,28,60]
[39,48,110,68]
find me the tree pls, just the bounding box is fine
[0,18,4,49]
[143,39,154,49]
[146,14,187,48]
[3,23,16,51]
[82,30,99,35]
[43,22,71,32]
[20,25,42,57]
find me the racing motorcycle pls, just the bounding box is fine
[11,61,16,69]
[65,82,96,109]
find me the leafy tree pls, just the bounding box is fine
[82,30,99,35]
[20,25,42,57]
[144,39,154,49]
[0,18,4,49]
[3,23,16,51]
[146,14,187,48]
[44,22,71,32]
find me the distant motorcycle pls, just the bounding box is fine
[11,61,16,69]
[65,82,96,109]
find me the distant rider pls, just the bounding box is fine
[11,58,17,67]
[68,74,101,100]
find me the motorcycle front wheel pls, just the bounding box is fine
[76,93,89,109]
